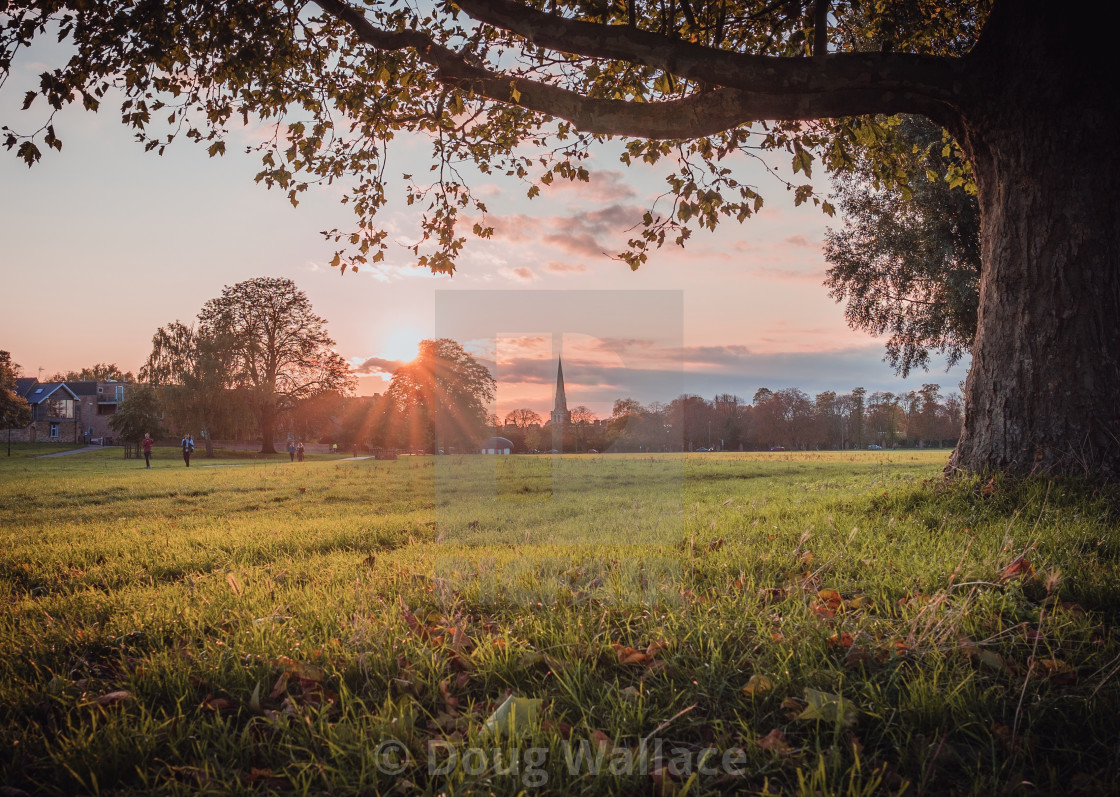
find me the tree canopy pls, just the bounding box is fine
[196,277,355,452]
[108,384,164,453]
[824,116,980,376]
[141,320,242,457]
[1,351,32,453]
[48,363,135,383]
[141,278,354,453]
[1,0,988,271]
[387,338,496,451]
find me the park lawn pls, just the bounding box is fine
[0,451,1118,795]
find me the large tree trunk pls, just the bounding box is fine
[259,400,277,454]
[948,1,1120,477]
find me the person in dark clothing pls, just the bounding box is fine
[181,434,195,467]
[296,441,305,462]
[142,433,154,469]
[288,440,296,462]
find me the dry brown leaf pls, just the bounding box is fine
[541,719,574,739]
[274,656,325,682]
[757,728,792,755]
[742,674,774,697]
[780,697,806,719]
[90,690,133,707]
[589,730,614,753]
[269,672,290,700]
[760,587,788,604]
[1040,658,1078,685]
[999,555,1034,584]
[817,588,842,605]
[201,694,235,712]
[226,572,243,597]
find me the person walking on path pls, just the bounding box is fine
[296,441,305,462]
[181,433,195,467]
[288,440,296,462]
[142,433,154,469]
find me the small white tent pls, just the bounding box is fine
[480,436,514,455]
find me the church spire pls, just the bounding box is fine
[551,356,571,428]
[555,357,567,413]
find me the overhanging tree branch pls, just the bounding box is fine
[313,0,966,137]
[453,0,964,119]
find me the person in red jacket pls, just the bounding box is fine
[141,433,154,469]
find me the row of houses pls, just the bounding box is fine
[8,378,130,444]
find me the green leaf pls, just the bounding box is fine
[797,688,859,727]
[483,695,541,739]
[792,149,813,177]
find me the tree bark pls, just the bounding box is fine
[948,1,1120,477]
[259,400,277,454]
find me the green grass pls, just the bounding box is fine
[1,449,1118,795]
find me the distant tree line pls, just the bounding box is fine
[483,384,962,454]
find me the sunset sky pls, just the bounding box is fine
[0,45,969,419]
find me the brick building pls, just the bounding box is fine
[9,379,131,444]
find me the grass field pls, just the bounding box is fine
[2,446,1119,795]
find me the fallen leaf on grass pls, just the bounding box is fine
[226,572,243,596]
[614,641,665,666]
[298,678,339,708]
[742,674,774,697]
[829,632,854,648]
[780,697,806,719]
[89,690,132,707]
[589,730,614,753]
[817,588,842,606]
[797,688,859,727]
[201,694,235,712]
[273,656,325,682]
[759,587,788,604]
[540,719,573,739]
[977,649,1009,673]
[483,695,541,739]
[708,538,725,551]
[999,556,1034,584]
[620,685,641,703]
[757,728,793,755]
[438,679,459,711]
[269,672,290,700]
[246,768,291,790]
[1039,658,1078,685]
[810,602,836,618]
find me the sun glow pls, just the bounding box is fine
[381,327,425,364]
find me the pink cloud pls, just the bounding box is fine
[545,261,589,274]
[783,234,818,248]
[499,266,538,282]
[352,356,406,375]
